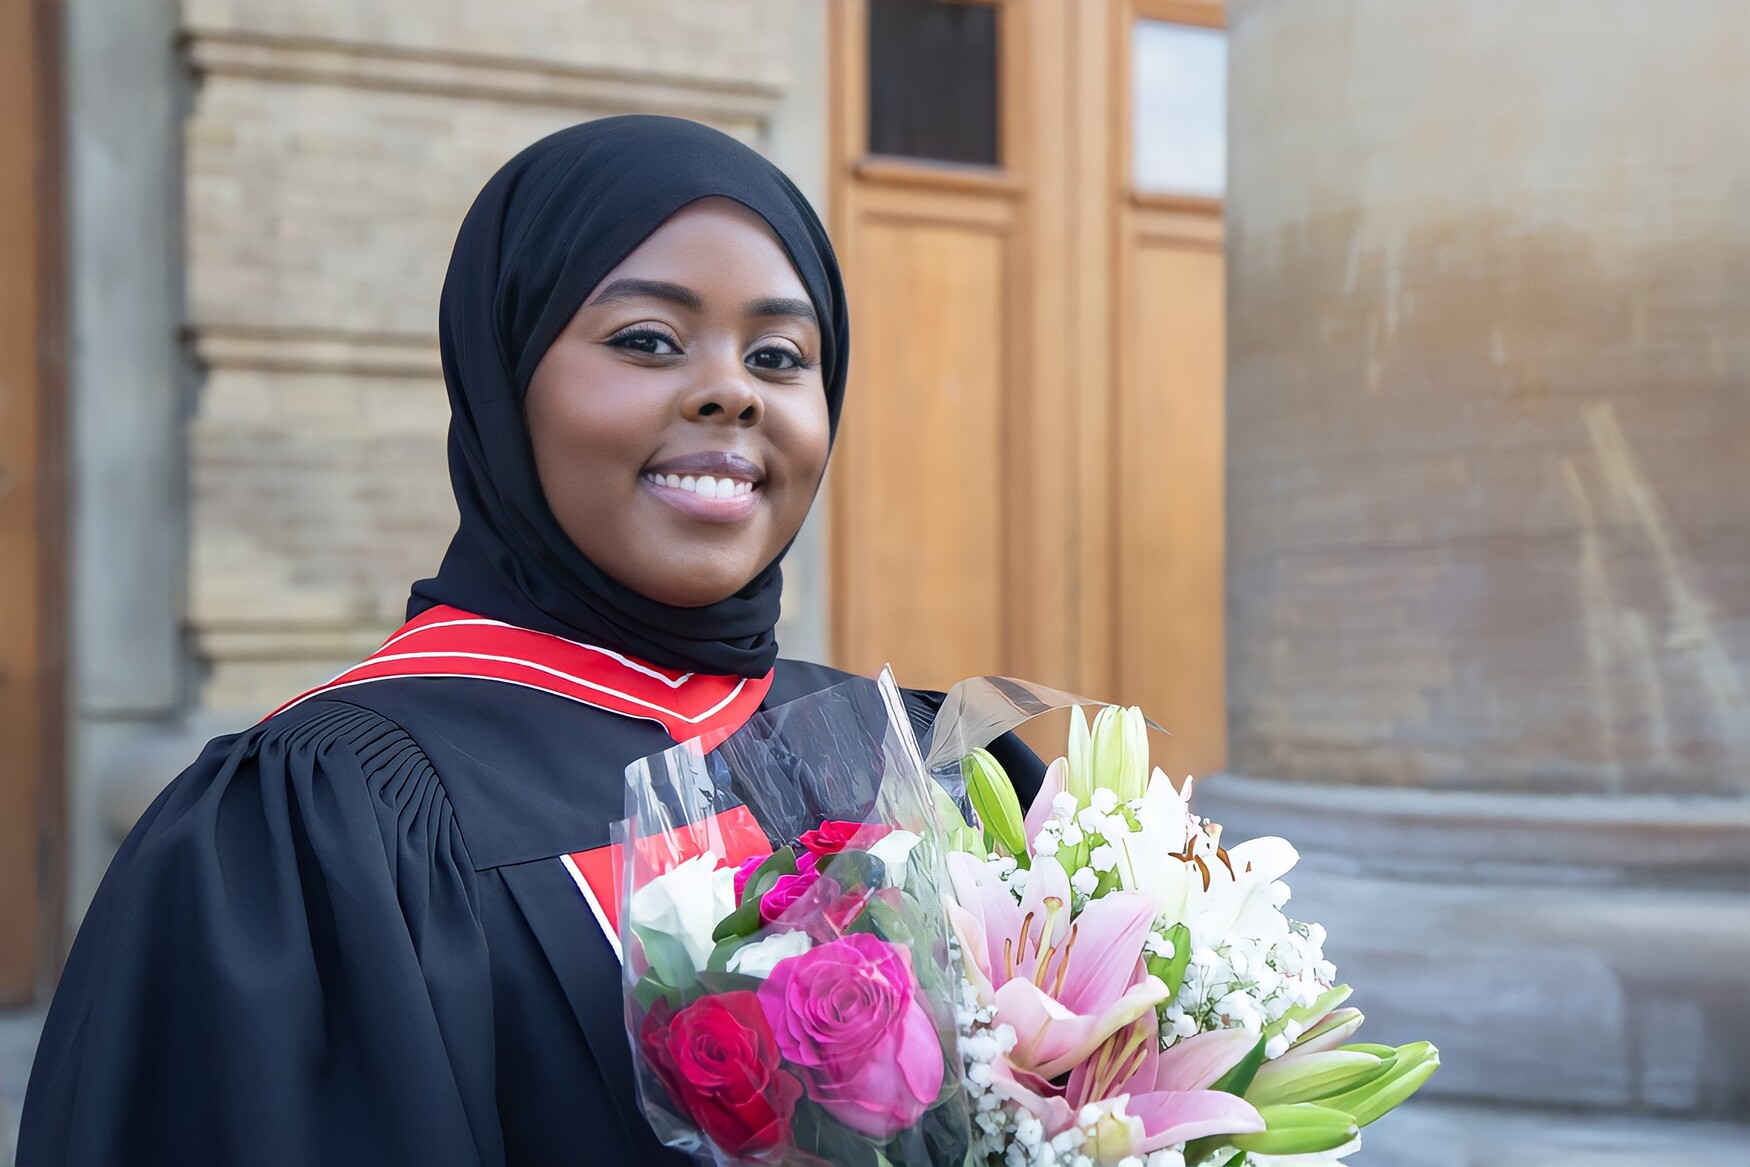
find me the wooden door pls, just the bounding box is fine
[0,0,65,1004]
[828,0,1076,694]
[828,0,1227,777]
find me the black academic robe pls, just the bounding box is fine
[19,660,1042,1167]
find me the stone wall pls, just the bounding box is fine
[1226,0,1750,797]
[1219,0,1750,1125]
[180,0,826,712]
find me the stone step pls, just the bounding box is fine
[1353,1099,1750,1166]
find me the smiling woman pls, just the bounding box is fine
[525,199,832,609]
[19,115,1042,1167]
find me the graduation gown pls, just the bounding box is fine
[19,613,1042,1167]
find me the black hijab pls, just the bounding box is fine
[408,116,849,678]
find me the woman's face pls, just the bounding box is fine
[524,198,832,609]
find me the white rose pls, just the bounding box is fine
[627,852,736,974]
[868,828,923,889]
[725,929,812,978]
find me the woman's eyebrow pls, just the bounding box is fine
[587,278,702,311]
[746,297,818,328]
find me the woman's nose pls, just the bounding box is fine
[681,362,764,426]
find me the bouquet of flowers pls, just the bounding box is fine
[619,672,974,1166]
[940,698,1441,1167]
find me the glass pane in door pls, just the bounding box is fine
[1132,20,1226,197]
[868,0,1000,166]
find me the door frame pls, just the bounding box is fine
[1,0,68,1004]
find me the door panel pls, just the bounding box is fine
[1118,215,1226,777]
[837,215,1012,687]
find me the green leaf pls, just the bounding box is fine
[1230,1104,1358,1155]
[1211,1033,1269,1097]
[711,848,797,942]
[930,782,981,853]
[817,848,884,892]
[965,748,1029,860]
[861,891,920,948]
[695,969,762,996]
[1183,1138,1245,1166]
[632,970,682,1013]
[630,923,699,993]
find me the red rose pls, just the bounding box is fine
[797,819,891,857]
[639,992,802,1155]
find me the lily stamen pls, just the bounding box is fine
[1050,924,1078,1000]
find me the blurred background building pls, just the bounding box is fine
[2,0,1746,1162]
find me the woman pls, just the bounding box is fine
[20,116,1041,1166]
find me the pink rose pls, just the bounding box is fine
[757,934,945,1138]
[798,820,891,858]
[732,855,767,904]
[758,869,840,927]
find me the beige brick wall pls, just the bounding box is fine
[181,1,825,711]
[183,0,799,88]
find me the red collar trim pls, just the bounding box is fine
[265,604,774,746]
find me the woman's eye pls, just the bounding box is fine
[608,327,681,356]
[747,344,803,372]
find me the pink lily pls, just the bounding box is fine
[995,1020,1266,1162]
[948,853,1173,1079]
[1022,757,1067,842]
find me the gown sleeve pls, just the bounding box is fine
[18,702,503,1167]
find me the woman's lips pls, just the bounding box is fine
[641,471,762,522]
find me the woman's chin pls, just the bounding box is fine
[628,563,765,610]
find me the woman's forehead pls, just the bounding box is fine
[586,198,813,307]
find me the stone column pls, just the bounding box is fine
[1213,0,1750,1127]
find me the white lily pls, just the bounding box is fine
[1199,835,1299,941]
[1115,769,1299,944]
[1115,769,1199,920]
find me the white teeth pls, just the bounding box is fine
[646,472,760,499]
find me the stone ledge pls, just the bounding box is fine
[1347,1097,1750,1166]
[192,326,442,378]
[183,29,783,122]
[1196,772,1750,887]
[1195,773,1750,1118]
[193,621,394,662]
